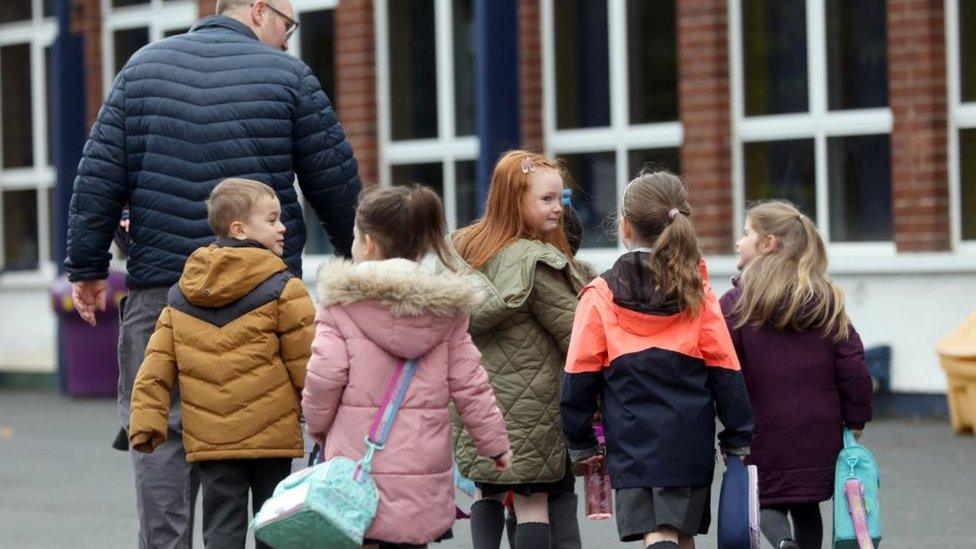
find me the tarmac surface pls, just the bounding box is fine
[1,389,974,548]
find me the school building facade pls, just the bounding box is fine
[0,0,974,404]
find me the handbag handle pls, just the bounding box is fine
[843,428,858,449]
[354,357,419,481]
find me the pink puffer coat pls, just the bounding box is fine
[302,259,510,545]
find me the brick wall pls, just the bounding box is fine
[518,0,543,152]
[71,0,102,131]
[197,0,215,17]
[336,0,379,186]
[677,0,733,255]
[888,0,950,251]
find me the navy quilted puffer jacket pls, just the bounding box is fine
[65,15,361,288]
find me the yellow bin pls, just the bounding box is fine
[937,310,976,434]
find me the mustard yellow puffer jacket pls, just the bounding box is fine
[129,239,315,462]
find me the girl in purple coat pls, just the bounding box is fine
[720,201,873,549]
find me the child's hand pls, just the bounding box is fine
[492,450,513,471]
[572,454,605,476]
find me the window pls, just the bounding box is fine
[377,0,478,231]
[732,0,892,244]
[102,0,196,96]
[0,4,56,274]
[545,0,681,250]
[291,3,339,255]
[950,1,976,244]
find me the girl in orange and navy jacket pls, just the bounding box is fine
[560,171,754,549]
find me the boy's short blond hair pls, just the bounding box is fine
[207,178,277,237]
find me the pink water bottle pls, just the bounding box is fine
[584,424,613,520]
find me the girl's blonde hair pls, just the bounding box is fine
[454,150,574,269]
[731,200,850,341]
[621,170,703,314]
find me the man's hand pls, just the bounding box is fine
[72,279,108,327]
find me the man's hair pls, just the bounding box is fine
[215,0,252,14]
[207,178,277,237]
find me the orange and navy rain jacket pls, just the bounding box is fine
[560,251,753,488]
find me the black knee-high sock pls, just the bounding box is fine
[761,505,793,547]
[514,522,549,549]
[789,503,823,549]
[470,499,506,549]
[646,542,678,549]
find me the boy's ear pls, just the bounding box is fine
[228,220,247,240]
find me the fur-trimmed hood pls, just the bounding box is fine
[316,259,484,359]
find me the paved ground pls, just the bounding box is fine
[1,389,974,548]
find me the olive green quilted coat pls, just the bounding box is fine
[451,239,585,484]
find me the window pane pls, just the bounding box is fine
[744,139,816,219]
[0,0,31,23]
[164,27,190,38]
[826,0,887,110]
[45,46,53,166]
[560,152,617,248]
[628,147,681,179]
[827,134,891,241]
[113,27,149,74]
[554,0,610,129]
[627,0,678,123]
[741,0,808,116]
[961,0,976,102]
[302,198,334,256]
[388,0,438,140]
[960,129,976,239]
[455,160,478,229]
[299,10,337,111]
[112,0,150,7]
[3,189,39,271]
[392,163,444,199]
[48,187,56,262]
[2,44,34,169]
[453,0,476,136]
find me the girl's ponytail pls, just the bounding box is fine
[622,171,704,314]
[356,184,451,265]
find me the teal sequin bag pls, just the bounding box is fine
[252,358,419,548]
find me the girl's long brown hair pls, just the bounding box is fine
[453,150,574,269]
[622,170,704,314]
[731,200,850,341]
[356,184,452,266]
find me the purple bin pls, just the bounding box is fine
[50,270,128,397]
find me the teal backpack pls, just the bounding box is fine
[832,429,882,548]
[251,358,419,548]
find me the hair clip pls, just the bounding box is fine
[668,208,680,220]
[520,158,536,174]
[561,189,573,208]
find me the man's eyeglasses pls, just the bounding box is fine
[265,2,299,40]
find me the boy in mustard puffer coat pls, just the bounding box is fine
[129,178,315,549]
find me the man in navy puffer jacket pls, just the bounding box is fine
[64,1,360,546]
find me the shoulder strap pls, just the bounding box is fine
[353,358,419,481]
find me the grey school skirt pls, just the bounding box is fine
[615,486,711,541]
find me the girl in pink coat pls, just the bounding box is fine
[302,185,512,548]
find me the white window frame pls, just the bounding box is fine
[375,0,479,231]
[542,0,683,264]
[0,0,58,286]
[946,0,976,252]
[101,0,197,98]
[729,0,895,256]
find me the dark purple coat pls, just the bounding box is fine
[719,284,872,506]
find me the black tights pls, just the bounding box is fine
[760,503,822,549]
